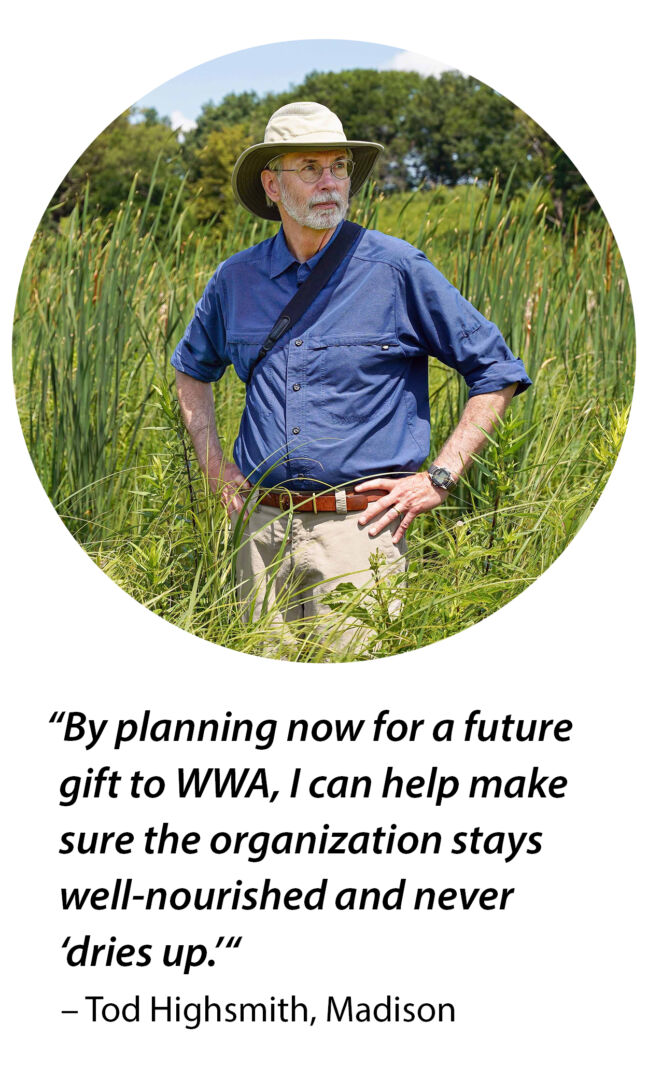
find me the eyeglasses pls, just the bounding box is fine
[269,159,354,184]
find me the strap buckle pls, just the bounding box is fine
[260,314,292,356]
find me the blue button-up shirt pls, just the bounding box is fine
[171,221,530,491]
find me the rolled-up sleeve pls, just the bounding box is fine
[170,265,230,383]
[402,250,531,397]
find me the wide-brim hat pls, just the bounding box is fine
[231,101,383,222]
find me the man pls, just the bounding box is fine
[172,101,530,653]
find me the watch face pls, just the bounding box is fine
[431,467,454,488]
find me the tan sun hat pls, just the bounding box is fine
[231,101,383,221]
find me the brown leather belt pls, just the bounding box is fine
[258,488,387,513]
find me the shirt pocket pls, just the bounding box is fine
[311,339,402,423]
[227,332,266,382]
[228,331,291,422]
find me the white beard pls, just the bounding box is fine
[278,176,349,230]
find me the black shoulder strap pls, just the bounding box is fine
[247,220,364,386]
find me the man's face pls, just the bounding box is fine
[270,149,351,230]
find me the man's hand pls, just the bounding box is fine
[356,473,446,544]
[356,385,518,542]
[210,460,251,517]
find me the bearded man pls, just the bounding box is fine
[171,101,531,654]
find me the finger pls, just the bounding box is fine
[225,493,250,520]
[229,500,248,520]
[367,505,404,537]
[355,477,397,493]
[359,492,404,525]
[393,511,415,543]
[223,489,243,514]
[224,476,251,501]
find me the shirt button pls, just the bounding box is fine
[293,383,301,391]
[295,339,303,346]
[381,344,390,351]
[292,426,301,434]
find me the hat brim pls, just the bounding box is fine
[231,140,384,221]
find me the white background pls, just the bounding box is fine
[2,3,646,1077]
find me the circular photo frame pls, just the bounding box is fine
[12,39,635,662]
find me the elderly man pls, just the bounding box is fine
[172,101,530,652]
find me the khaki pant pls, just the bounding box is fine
[232,503,407,657]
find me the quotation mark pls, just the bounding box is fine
[215,936,241,949]
[49,711,66,724]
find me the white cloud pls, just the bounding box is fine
[388,51,464,78]
[170,109,197,133]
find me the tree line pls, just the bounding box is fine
[49,68,597,231]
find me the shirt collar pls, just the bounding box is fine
[268,220,346,279]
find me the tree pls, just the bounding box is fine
[188,123,248,229]
[50,110,183,221]
[181,71,599,221]
[406,72,533,188]
[182,91,264,181]
[514,109,600,224]
[184,70,426,193]
[48,69,598,229]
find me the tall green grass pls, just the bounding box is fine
[13,180,635,660]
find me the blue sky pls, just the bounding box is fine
[135,39,457,131]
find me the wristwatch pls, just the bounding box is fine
[428,466,458,492]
